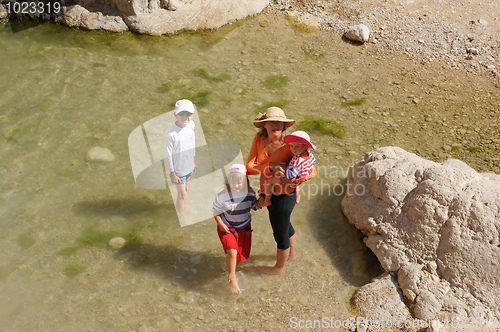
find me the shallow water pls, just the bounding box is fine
[1,12,499,332]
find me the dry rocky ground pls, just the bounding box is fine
[274,0,500,80]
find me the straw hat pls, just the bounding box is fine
[253,107,295,128]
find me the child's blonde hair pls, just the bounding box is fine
[225,172,250,193]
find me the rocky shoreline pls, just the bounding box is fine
[276,0,500,80]
[0,0,269,35]
[1,0,499,80]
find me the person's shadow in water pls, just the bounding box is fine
[73,195,270,295]
[114,242,268,286]
[307,177,384,287]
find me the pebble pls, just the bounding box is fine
[109,237,126,248]
[467,47,479,55]
[345,24,370,43]
[326,147,343,155]
[428,319,442,331]
[259,20,270,27]
[118,117,134,126]
[137,325,148,332]
[357,323,367,332]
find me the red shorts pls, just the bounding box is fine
[217,224,252,262]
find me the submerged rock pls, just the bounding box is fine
[342,146,500,323]
[109,237,126,248]
[86,147,115,163]
[285,10,321,33]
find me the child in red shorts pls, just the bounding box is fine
[212,164,263,294]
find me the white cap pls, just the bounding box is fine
[174,99,195,115]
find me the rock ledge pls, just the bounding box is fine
[2,0,269,35]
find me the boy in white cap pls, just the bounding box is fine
[261,130,317,206]
[164,99,196,211]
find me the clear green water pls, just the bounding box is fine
[1,13,499,331]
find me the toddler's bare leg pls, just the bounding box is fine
[262,176,280,207]
[295,185,301,204]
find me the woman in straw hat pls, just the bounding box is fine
[246,107,316,274]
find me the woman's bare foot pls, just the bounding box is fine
[257,265,283,275]
[228,275,241,294]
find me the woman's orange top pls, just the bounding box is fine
[246,134,316,195]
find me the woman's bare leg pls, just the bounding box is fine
[288,234,296,261]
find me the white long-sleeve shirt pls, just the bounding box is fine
[164,120,195,177]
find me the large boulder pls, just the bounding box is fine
[342,146,500,326]
[21,0,269,35]
[0,4,8,19]
[122,0,269,36]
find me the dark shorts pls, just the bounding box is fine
[217,224,253,262]
[267,191,296,250]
